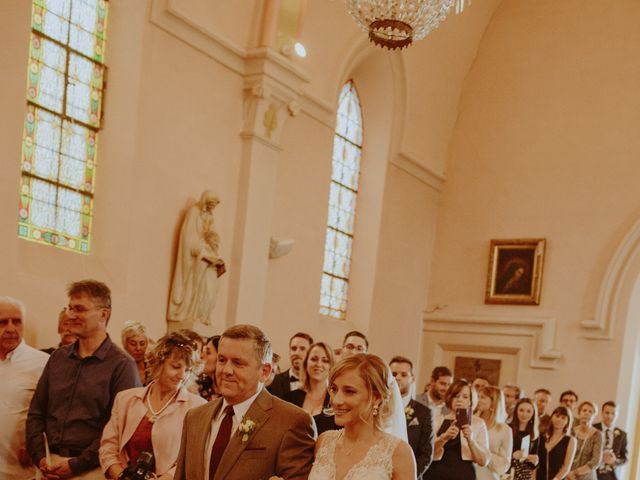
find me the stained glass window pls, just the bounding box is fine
[320,81,363,319]
[18,0,109,254]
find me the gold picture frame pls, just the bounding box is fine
[485,238,546,305]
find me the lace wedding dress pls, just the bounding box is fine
[308,430,400,480]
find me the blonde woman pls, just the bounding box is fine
[309,353,415,480]
[100,332,206,479]
[567,401,603,480]
[474,385,513,480]
[286,342,337,434]
[121,321,151,385]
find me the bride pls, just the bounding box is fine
[308,353,415,480]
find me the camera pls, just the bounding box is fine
[118,451,155,480]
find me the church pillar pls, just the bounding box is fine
[225,49,307,328]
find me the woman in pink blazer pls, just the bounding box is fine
[100,331,207,479]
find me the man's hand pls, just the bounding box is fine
[42,458,73,479]
[604,451,617,466]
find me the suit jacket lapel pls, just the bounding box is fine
[215,389,273,480]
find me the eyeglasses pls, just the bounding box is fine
[343,343,366,352]
[66,305,110,314]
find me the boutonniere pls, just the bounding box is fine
[614,429,620,436]
[405,405,415,421]
[238,418,257,442]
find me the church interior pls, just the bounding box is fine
[1,0,639,476]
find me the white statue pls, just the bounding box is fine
[168,190,226,326]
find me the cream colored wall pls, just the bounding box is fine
[0,0,505,366]
[424,0,640,418]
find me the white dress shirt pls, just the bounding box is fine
[0,341,48,480]
[203,387,263,479]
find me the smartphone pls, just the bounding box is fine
[455,407,471,428]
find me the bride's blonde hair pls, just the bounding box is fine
[329,353,392,430]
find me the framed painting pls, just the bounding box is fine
[485,238,546,305]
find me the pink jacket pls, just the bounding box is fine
[99,385,207,477]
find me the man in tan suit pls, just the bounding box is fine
[174,324,316,480]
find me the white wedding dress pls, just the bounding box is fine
[308,430,400,480]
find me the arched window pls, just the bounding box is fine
[320,81,363,319]
[18,0,109,254]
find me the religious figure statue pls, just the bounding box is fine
[168,190,226,326]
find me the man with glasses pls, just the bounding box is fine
[26,280,139,479]
[339,330,368,359]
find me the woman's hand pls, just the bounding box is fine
[512,449,523,460]
[443,424,460,442]
[526,454,539,465]
[461,425,472,441]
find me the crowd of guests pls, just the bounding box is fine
[0,279,630,480]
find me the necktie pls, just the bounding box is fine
[209,405,234,479]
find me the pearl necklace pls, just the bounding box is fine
[145,383,180,423]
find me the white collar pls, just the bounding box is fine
[2,339,26,361]
[402,394,411,408]
[219,385,263,422]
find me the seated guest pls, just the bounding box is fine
[538,406,577,480]
[99,331,206,479]
[121,321,151,385]
[510,398,541,480]
[309,353,416,480]
[561,389,579,413]
[426,379,490,479]
[535,388,553,434]
[268,332,313,399]
[390,356,434,479]
[0,296,49,480]
[595,401,628,480]
[196,335,220,401]
[286,342,338,435]
[568,401,603,480]
[26,280,140,479]
[475,385,512,480]
[502,384,523,423]
[41,308,77,354]
[415,366,453,427]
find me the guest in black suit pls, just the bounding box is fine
[267,332,313,399]
[390,356,434,479]
[286,341,338,434]
[595,401,628,480]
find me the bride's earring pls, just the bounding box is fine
[373,405,379,416]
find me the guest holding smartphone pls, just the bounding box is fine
[425,379,490,480]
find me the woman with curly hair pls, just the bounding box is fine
[100,331,206,479]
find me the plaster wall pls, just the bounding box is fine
[424,0,640,411]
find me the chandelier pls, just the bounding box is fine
[346,0,469,50]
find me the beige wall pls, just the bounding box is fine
[424,0,640,428]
